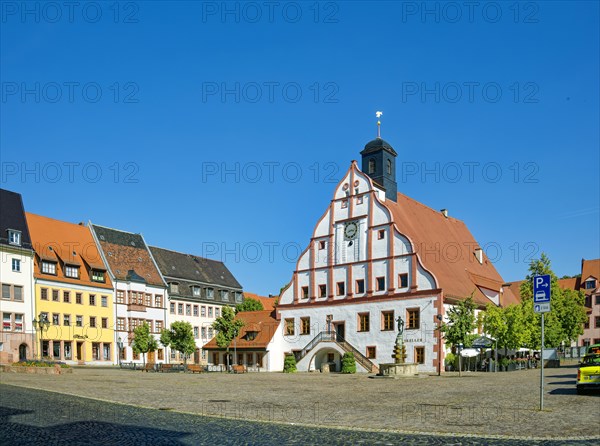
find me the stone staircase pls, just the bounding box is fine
[294,331,379,373]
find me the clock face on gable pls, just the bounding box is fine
[344,221,359,240]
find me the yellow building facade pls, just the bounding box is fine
[26,213,115,365]
[35,281,113,363]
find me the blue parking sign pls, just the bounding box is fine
[533,274,551,303]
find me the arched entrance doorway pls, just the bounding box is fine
[310,347,342,372]
[19,344,27,361]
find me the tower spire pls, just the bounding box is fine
[376,111,383,138]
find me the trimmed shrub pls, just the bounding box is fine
[341,352,356,374]
[283,354,297,373]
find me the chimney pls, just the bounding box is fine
[441,209,448,218]
[474,247,483,264]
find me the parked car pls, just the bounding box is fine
[586,343,600,355]
[577,353,600,395]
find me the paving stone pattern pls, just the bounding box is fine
[1,364,598,444]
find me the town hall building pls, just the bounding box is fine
[273,130,519,373]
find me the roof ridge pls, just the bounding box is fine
[395,192,464,223]
[26,212,87,227]
[149,245,225,265]
[92,223,142,236]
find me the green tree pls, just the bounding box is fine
[235,297,264,313]
[212,306,245,369]
[132,322,158,368]
[160,321,196,365]
[341,352,356,374]
[441,296,477,376]
[483,304,529,357]
[519,253,587,348]
[283,354,297,373]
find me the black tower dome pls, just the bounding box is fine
[360,137,398,202]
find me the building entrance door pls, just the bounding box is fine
[334,322,345,342]
[19,344,27,361]
[76,342,83,361]
[148,351,155,363]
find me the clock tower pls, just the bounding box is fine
[360,114,398,202]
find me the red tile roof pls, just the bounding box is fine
[203,310,279,350]
[581,259,600,288]
[558,277,580,291]
[384,192,519,307]
[26,213,112,289]
[243,292,277,311]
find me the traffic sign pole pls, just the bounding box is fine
[540,313,544,411]
[533,274,550,411]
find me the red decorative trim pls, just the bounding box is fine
[277,288,442,309]
[387,223,395,292]
[411,253,418,290]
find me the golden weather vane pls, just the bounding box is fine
[376,111,383,138]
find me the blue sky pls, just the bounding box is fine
[2,1,599,295]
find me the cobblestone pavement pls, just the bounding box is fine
[1,363,598,443]
[1,385,597,446]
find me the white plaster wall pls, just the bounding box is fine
[371,260,388,295]
[395,257,410,291]
[0,250,35,337]
[417,263,435,290]
[479,287,499,305]
[394,232,411,255]
[297,249,310,271]
[277,296,440,373]
[372,201,390,226]
[114,281,166,364]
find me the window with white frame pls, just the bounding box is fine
[193,286,200,296]
[42,261,56,275]
[65,265,79,278]
[12,259,21,272]
[206,288,214,299]
[2,313,11,330]
[8,230,21,246]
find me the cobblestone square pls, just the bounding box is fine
[1,363,598,441]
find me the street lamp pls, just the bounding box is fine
[436,314,443,376]
[117,337,124,367]
[32,313,50,360]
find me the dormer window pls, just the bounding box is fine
[368,159,376,174]
[585,279,597,290]
[41,261,57,275]
[221,290,229,301]
[91,270,105,283]
[170,283,179,293]
[192,286,201,296]
[206,288,214,299]
[235,292,242,303]
[65,266,79,279]
[8,230,21,246]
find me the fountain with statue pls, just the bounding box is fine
[377,315,419,378]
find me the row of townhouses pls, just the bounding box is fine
[3,133,598,372]
[0,189,244,365]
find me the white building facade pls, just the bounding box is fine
[90,224,167,365]
[0,189,36,363]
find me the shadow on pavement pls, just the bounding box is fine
[0,406,190,445]
[548,388,577,395]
